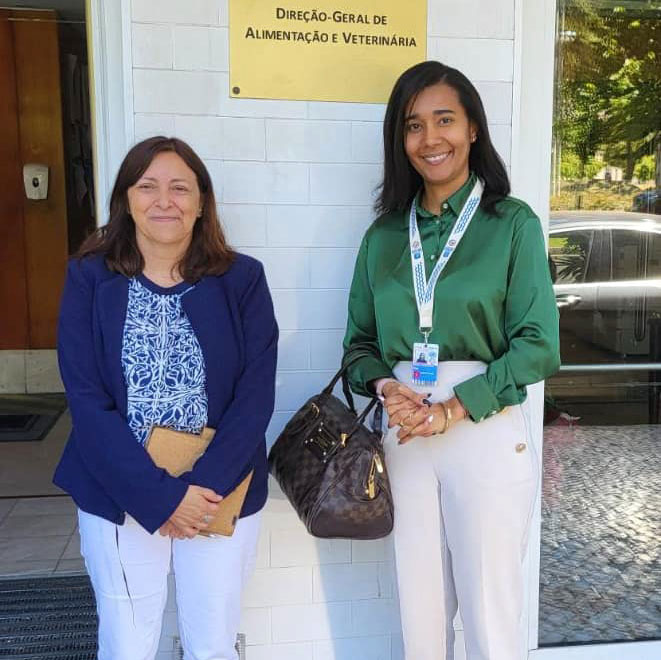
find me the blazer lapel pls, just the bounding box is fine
[97,274,130,416]
[182,277,231,424]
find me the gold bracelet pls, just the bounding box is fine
[438,401,452,434]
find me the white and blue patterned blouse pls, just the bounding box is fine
[121,275,208,446]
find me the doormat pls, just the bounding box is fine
[0,413,61,442]
[0,575,97,659]
[0,395,67,442]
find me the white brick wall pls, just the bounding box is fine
[173,25,228,71]
[130,1,516,657]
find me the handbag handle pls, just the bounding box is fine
[322,350,371,413]
[322,350,384,440]
[342,396,382,445]
[322,350,364,390]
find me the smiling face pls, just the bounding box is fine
[127,151,202,255]
[404,82,476,202]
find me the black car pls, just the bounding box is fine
[547,211,661,424]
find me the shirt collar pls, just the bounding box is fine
[414,172,478,219]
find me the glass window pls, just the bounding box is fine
[585,230,611,282]
[542,0,660,649]
[549,230,593,283]
[648,233,661,277]
[550,1,660,216]
[612,229,644,280]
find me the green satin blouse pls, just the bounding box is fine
[342,174,561,422]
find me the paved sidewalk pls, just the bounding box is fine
[1,421,659,649]
[539,424,660,645]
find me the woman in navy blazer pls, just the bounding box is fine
[54,136,278,660]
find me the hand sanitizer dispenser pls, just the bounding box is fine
[23,163,49,200]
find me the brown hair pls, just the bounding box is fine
[77,136,234,279]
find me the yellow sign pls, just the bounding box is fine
[229,1,427,103]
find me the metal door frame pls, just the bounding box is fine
[86,0,134,227]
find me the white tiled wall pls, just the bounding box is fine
[0,351,63,394]
[131,0,515,657]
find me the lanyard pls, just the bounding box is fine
[409,179,483,340]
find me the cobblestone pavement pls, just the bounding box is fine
[539,424,660,646]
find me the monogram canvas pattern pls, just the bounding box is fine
[269,382,394,540]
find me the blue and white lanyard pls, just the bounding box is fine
[409,179,484,340]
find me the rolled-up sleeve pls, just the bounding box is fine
[454,212,560,421]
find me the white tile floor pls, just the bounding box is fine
[0,398,69,498]
[0,495,83,577]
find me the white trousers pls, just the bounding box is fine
[385,362,539,660]
[78,508,261,660]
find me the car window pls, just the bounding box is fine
[648,232,661,278]
[612,230,643,281]
[549,230,593,284]
[584,230,610,283]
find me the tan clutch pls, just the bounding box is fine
[145,426,252,537]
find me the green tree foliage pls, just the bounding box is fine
[554,0,660,181]
[634,154,656,179]
[560,152,603,179]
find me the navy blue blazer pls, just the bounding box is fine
[53,253,278,534]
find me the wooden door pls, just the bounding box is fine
[0,9,69,349]
[0,10,29,348]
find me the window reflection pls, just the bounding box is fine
[550,1,660,215]
[612,229,645,280]
[549,230,592,284]
[541,0,660,648]
[548,216,661,367]
[539,420,660,646]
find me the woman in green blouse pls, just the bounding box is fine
[343,61,560,660]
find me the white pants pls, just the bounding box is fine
[385,362,539,660]
[78,508,261,660]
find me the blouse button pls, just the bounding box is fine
[430,254,436,260]
[442,202,448,210]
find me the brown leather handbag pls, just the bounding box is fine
[268,354,393,539]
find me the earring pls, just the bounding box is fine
[470,134,477,143]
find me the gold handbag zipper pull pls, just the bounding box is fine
[366,453,380,499]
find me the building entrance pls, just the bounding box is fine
[0,4,94,351]
[0,1,90,561]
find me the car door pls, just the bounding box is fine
[549,227,604,364]
[595,227,661,360]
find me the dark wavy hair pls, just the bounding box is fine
[376,61,510,216]
[77,136,234,279]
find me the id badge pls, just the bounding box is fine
[412,342,439,386]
